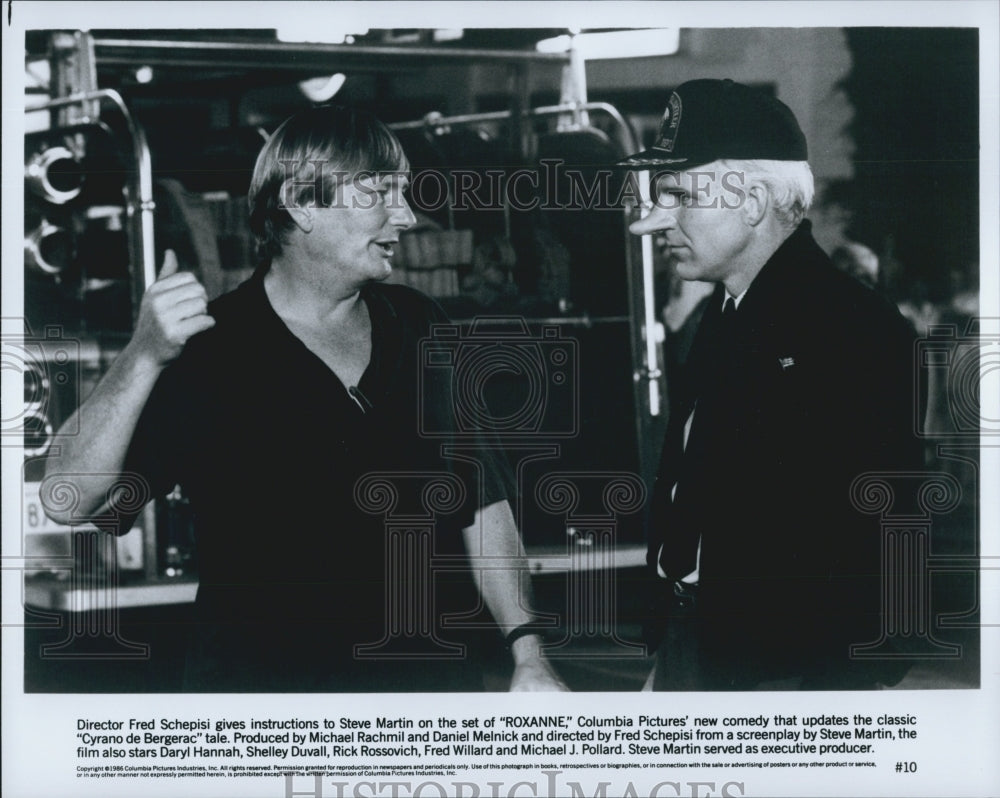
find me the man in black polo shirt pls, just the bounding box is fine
[43,106,566,693]
[622,79,923,689]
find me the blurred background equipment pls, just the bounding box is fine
[25,144,86,205]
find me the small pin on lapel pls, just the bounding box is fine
[779,357,795,370]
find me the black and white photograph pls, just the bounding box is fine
[3,2,998,797]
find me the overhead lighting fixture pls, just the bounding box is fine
[276,25,369,45]
[135,65,154,84]
[433,29,464,43]
[536,29,680,59]
[298,73,347,104]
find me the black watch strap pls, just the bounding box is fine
[504,622,551,649]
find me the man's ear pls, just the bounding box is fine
[743,182,769,227]
[280,180,313,233]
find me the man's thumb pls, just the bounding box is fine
[158,249,179,279]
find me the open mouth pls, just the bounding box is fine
[374,241,396,256]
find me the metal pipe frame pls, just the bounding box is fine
[92,37,571,70]
[388,101,638,154]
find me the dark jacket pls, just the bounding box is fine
[647,221,923,688]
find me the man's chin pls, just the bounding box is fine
[368,263,393,281]
[673,261,702,280]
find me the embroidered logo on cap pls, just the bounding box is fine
[656,91,682,152]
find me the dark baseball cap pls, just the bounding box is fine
[617,78,808,169]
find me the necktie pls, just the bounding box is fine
[718,296,737,348]
[658,296,738,580]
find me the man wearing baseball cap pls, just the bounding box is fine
[625,79,923,690]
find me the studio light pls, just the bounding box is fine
[25,220,74,276]
[536,29,680,59]
[298,73,347,103]
[25,146,85,205]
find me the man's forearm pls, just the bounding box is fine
[462,500,542,659]
[41,344,164,523]
[40,250,215,524]
[464,500,569,690]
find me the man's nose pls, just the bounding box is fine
[390,194,417,229]
[629,205,676,236]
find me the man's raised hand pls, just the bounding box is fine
[131,250,216,366]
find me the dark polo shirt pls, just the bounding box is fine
[126,271,511,691]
